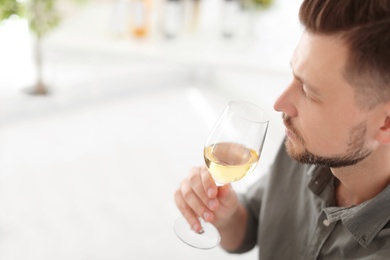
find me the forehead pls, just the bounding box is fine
[291,32,353,92]
[292,32,349,76]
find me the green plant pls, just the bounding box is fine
[0,0,24,21]
[252,0,274,9]
[1,0,83,95]
[26,0,62,95]
[28,0,60,38]
[241,0,274,10]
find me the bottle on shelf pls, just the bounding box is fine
[130,0,152,38]
[220,0,240,38]
[110,0,131,38]
[184,0,201,34]
[162,0,183,39]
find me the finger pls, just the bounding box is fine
[174,189,202,232]
[200,166,219,199]
[174,186,214,231]
[217,184,237,208]
[179,177,215,222]
[189,166,219,211]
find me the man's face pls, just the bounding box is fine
[274,32,380,168]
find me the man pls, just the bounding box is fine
[174,0,390,259]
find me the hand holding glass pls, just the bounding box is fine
[174,100,269,249]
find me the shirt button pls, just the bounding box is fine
[323,219,330,227]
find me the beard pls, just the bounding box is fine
[283,114,372,168]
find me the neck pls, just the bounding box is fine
[331,147,390,207]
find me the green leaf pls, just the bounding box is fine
[0,0,24,21]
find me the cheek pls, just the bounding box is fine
[298,110,350,153]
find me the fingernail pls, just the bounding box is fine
[207,188,214,197]
[192,223,200,232]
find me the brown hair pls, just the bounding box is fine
[299,0,390,109]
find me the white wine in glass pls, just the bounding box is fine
[174,100,269,249]
[204,142,260,185]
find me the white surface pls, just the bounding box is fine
[0,83,284,260]
[0,0,295,258]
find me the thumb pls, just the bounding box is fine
[217,184,237,206]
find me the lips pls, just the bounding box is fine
[284,125,296,139]
[283,119,300,142]
[282,114,299,140]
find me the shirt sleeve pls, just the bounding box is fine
[232,173,270,253]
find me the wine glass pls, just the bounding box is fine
[174,100,269,249]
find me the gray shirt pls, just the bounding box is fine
[234,142,390,259]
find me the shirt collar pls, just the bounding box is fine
[308,165,390,248]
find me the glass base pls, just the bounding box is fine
[174,217,221,249]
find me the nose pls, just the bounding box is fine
[273,80,299,118]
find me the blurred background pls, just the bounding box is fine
[0,0,301,259]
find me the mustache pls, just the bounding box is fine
[282,113,303,143]
[282,113,293,128]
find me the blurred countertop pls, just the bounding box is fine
[0,1,294,259]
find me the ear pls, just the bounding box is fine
[375,104,390,144]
